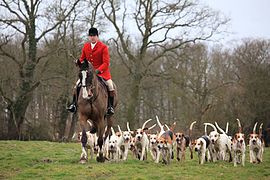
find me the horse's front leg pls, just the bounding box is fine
[79,114,88,164]
[96,116,106,163]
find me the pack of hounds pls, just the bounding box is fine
[76,117,265,166]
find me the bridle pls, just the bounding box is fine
[80,68,99,102]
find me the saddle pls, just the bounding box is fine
[96,75,109,91]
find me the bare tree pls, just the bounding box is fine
[232,39,270,132]
[101,0,229,128]
[0,0,80,139]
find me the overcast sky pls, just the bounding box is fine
[204,0,270,43]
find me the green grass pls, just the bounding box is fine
[0,141,270,180]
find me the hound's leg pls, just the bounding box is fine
[233,151,237,167]
[176,148,180,161]
[189,145,193,159]
[249,149,254,163]
[201,152,206,165]
[198,153,201,164]
[168,149,172,164]
[140,147,146,161]
[242,152,245,166]
[258,148,263,163]
[181,147,186,161]
[150,148,155,160]
[155,150,161,163]
[123,146,129,160]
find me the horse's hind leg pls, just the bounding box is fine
[104,116,114,140]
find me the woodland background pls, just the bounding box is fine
[0,0,269,142]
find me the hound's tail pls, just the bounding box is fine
[236,118,242,133]
[225,122,229,134]
[148,124,157,130]
[204,122,217,132]
[252,122,258,134]
[142,118,152,130]
[259,123,263,139]
[215,122,226,134]
[189,121,197,138]
[170,122,177,132]
[156,115,164,132]
[111,127,116,136]
[127,122,131,132]
[117,125,122,135]
[204,123,208,136]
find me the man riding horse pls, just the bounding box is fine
[67,27,115,115]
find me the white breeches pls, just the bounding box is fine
[106,79,114,91]
[74,79,114,91]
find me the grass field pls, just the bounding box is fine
[0,141,269,180]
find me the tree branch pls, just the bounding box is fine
[36,0,80,42]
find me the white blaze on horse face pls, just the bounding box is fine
[81,71,88,99]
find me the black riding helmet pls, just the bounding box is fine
[88,27,98,36]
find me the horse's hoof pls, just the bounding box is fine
[90,127,97,134]
[79,158,87,164]
[96,156,105,163]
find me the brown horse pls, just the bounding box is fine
[78,59,118,163]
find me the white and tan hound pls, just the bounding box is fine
[193,124,211,165]
[232,118,246,167]
[249,122,264,163]
[175,121,196,161]
[156,122,176,164]
[135,119,156,161]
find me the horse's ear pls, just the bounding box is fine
[75,59,81,67]
[80,59,89,70]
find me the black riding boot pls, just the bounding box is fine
[107,91,115,115]
[67,84,81,113]
[67,94,77,113]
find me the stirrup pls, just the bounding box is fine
[67,104,77,113]
[107,107,114,115]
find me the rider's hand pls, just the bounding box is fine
[95,69,101,74]
[74,59,81,66]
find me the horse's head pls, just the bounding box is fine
[79,59,95,99]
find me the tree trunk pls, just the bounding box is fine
[126,75,141,129]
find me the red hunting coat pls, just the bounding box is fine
[79,41,111,80]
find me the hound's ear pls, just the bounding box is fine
[200,140,203,146]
